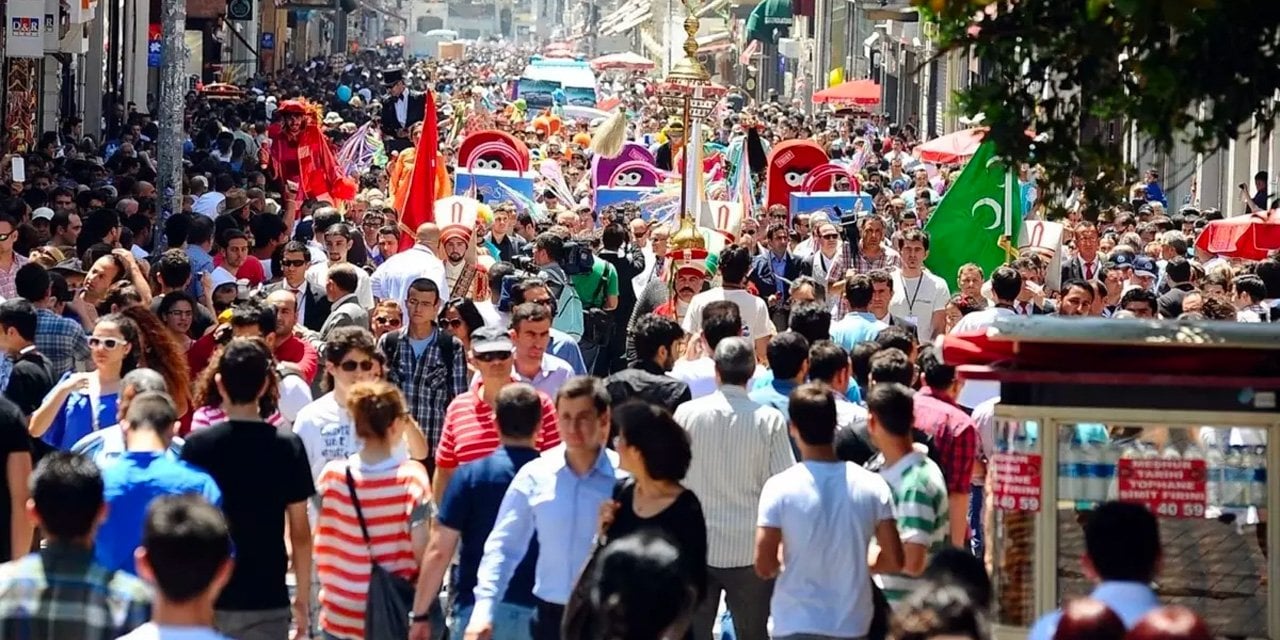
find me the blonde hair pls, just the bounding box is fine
[346,381,408,441]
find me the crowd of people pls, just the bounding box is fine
[0,39,1271,640]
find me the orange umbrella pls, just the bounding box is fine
[811,79,881,105]
[915,127,989,164]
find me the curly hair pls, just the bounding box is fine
[116,304,192,416]
[192,338,279,420]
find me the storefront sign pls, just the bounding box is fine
[147,24,162,68]
[6,0,46,59]
[992,452,1042,512]
[1117,458,1207,518]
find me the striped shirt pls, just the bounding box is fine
[189,405,285,432]
[435,381,560,469]
[314,455,433,640]
[876,450,950,606]
[673,385,796,567]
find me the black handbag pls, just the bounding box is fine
[346,465,417,640]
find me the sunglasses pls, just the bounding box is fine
[443,318,465,328]
[821,233,840,240]
[338,359,376,372]
[374,316,402,327]
[475,351,512,362]
[88,337,125,349]
[362,219,383,228]
[280,259,307,268]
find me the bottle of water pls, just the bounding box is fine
[1223,446,1246,508]
[1059,441,1082,501]
[1096,444,1120,503]
[1250,445,1268,508]
[1203,444,1224,509]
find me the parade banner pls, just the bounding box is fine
[6,0,46,59]
[596,186,664,220]
[454,170,535,206]
[789,192,873,219]
[992,452,1043,512]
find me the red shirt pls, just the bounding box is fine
[274,334,319,383]
[434,380,560,469]
[187,333,218,381]
[914,386,979,495]
[214,255,267,286]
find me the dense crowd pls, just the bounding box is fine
[0,40,1270,640]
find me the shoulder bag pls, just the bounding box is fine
[345,464,417,639]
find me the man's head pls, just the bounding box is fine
[766,331,810,383]
[0,298,38,353]
[222,229,250,269]
[1083,502,1161,583]
[117,368,168,422]
[787,383,837,448]
[719,244,752,286]
[322,327,379,389]
[633,315,686,372]
[0,215,17,257]
[378,226,400,259]
[213,338,275,407]
[701,301,743,352]
[405,277,441,327]
[533,232,565,266]
[324,223,354,263]
[51,211,82,245]
[1233,275,1267,309]
[868,269,894,317]
[713,336,756,387]
[325,263,360,302]
[868,347,914,386]
[279,241,309,284]
[123,391,180,444]
[1119,288,1158,318]
[29,452,105,542]
[865,382,916,450]
[264,290,298,337]
[136,495,233,607]
[787,301,830,344]
[844,274,874,311]
[510,302,552,363]
[1057,280,1095,317]
[494,382,541,443]
[808,340,851,393]
[554,376,611,452]
[441,228,470,264]
[916,345,957,395]
[990,266,1024,304]
[471,325,515,382]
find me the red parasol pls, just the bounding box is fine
[811,79,881,105]
[590,51,655,71]
[914,127,989,164]
[1194,209,1280,260]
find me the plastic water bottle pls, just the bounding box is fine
[1095,445,1120,503]
[1203,444,1224,508]
[1222,446,1247,508]
[1250,445,1268,508]
[1059,441,1082,501]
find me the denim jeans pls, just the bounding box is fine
[449,601,536,640]
[968,483,985,559]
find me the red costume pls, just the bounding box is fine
[265,100,357,202]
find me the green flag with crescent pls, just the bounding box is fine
[923,141,1023,293]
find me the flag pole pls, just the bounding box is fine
[999,165,1017,263]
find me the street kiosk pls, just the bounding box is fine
[941,317,1280,639]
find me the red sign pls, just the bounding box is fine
[992,453,1043,512]
[1117,458,1207,518]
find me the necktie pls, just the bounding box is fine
[1084,261,1094,280]
[651,256,664,279]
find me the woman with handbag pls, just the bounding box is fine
[314,380,432,640]
[596,401,708,613]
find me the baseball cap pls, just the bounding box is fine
[470,326,513,355]
[1132,256,1158,280]
[1107,249,1135,269]
[32,207,54,221]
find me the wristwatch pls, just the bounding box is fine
[409,611,432,624]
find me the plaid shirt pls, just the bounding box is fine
[379,328,469,455]
[0,254,29,299]
[0,544,152,640]
[36,309,90,379]
[913,387,980,495]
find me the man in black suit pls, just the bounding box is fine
[380,67,426,153]
[264,241,331,332]
[1060,220,1104,284]
[749,222,809,331]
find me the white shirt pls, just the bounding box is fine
[192,192,224,218]
[395,92,409,126]
[117,623,234,640]
[277,373,313,429]
[371,245,450,318]
[889,268,949,342]
[292,393,359,483]
[758,460,895,638]
[682,287,775,347]
[951,306,1016,408]
[473,299,503,328]
[674,385,796,567]
[305,261,375,309]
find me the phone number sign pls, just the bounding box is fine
[992,452,1043,512]
[1117,458,1207,518]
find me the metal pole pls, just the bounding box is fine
[680,95,692,219]
[156,0,186,245]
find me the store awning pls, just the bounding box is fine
[745,0,792,44]
[600,0,652,36]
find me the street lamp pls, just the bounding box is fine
[655,2,726,221]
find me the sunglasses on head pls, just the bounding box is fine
[475,351,511,362]
[88,336,125,349]
[281,259,307,268]
[338,359,376,372]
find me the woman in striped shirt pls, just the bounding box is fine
[314,380,433,640]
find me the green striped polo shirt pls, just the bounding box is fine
[876,450,950,606]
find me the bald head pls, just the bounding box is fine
[265,289,298,335]
[417,223,440,253]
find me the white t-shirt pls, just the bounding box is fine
[292,392,360,482]
[758,460,896,638]
[889,269,949,342]
[117,623,234,640]
[682,287,775,346]
[277,373,314,429]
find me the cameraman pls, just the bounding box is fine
[531,231,584,340]
[596,222,643,374]
[569,231,621,376]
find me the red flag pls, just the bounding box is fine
[400,90,439,247]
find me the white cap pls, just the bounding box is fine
[32,207,54,221]
[210,267,237,290]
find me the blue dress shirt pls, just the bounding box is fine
[1027,581,1160,640]
[469,445,626,627]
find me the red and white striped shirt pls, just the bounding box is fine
[315,455,432,640]
[434,381,560,469]
[188,405,284,432]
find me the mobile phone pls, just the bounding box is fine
[10,157,24,183]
